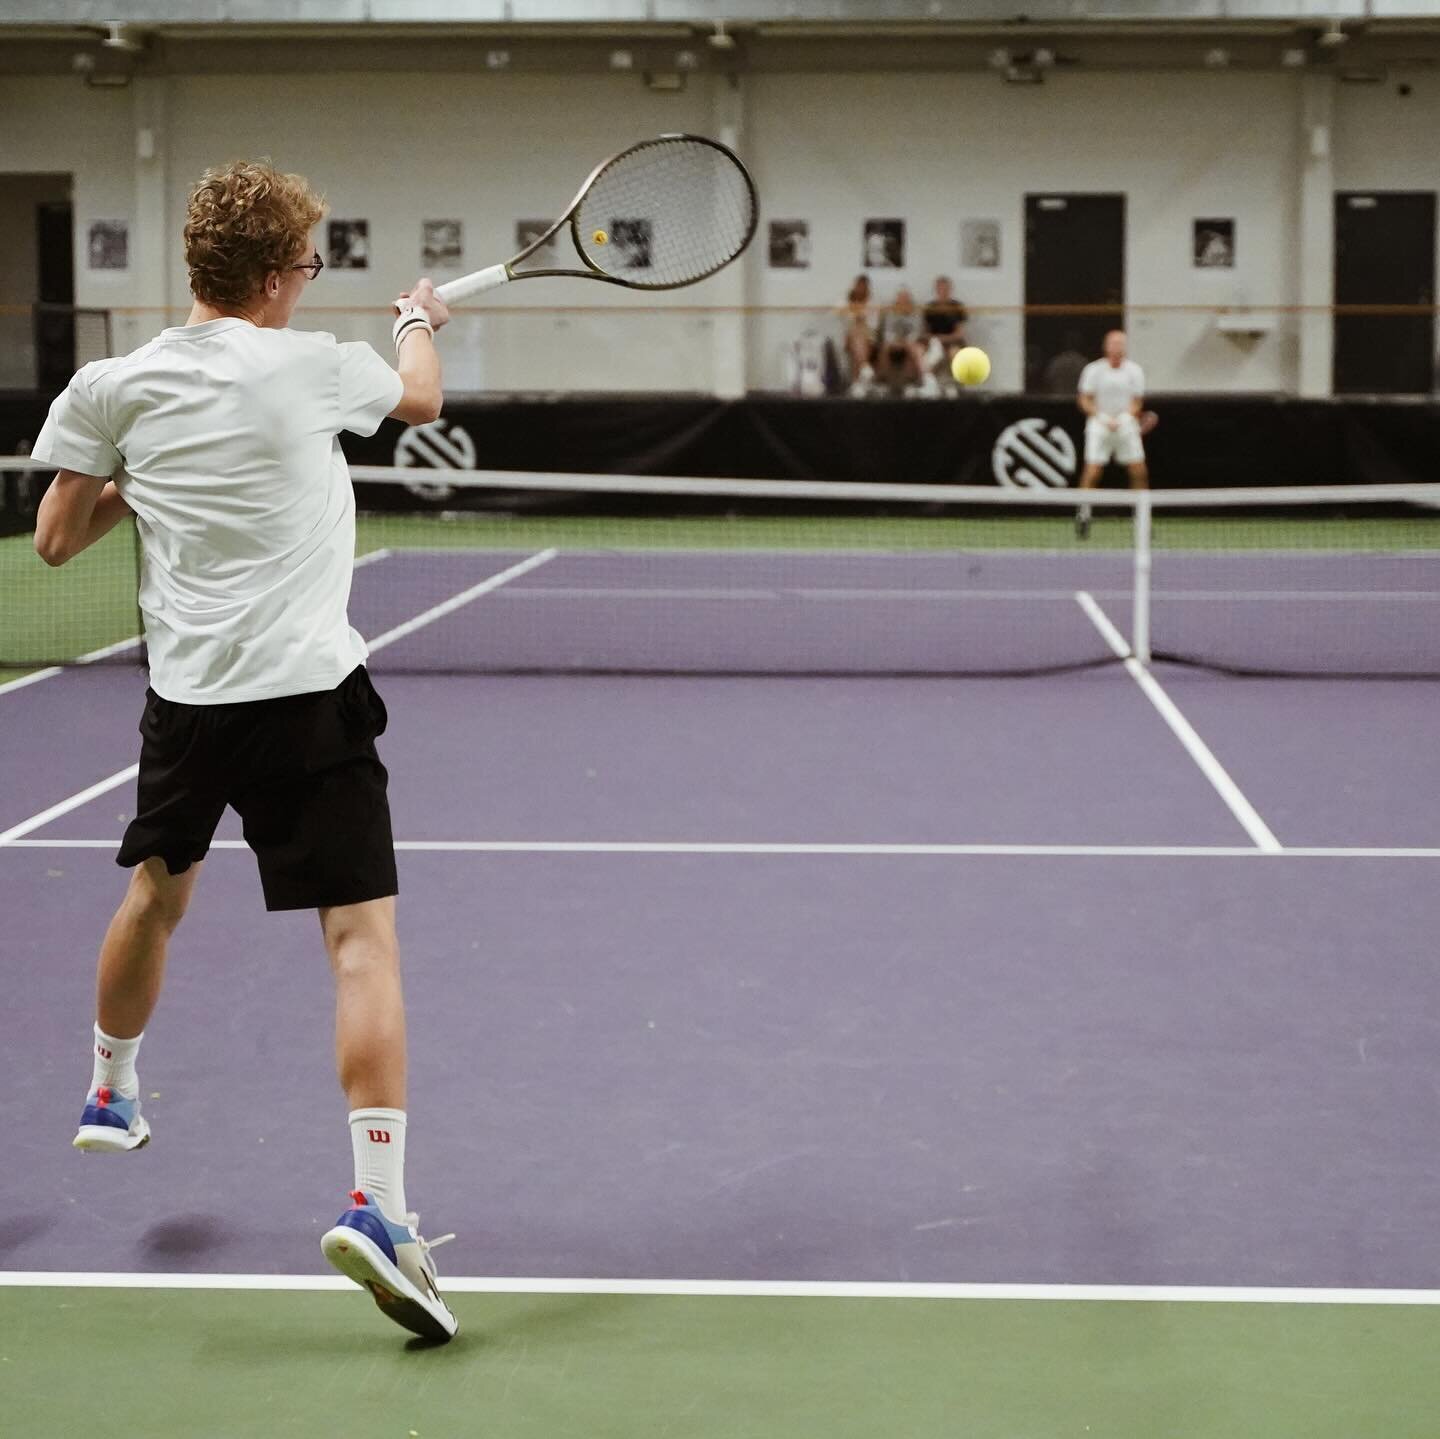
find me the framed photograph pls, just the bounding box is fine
[1193,218,1235,269]
[961,219,1001,269]
[87,220,129,271]
[327,219,370,270]
[422,220,462,269]
[862,218,904,269]
[609,218,653,271]
[768,220,810,269]
[515,218,558,262]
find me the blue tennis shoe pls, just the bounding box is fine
[322,1190,458,1342]
[73,1086,151,1152]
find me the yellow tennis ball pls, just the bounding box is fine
[592,229,608,245]
[951,346,991,386]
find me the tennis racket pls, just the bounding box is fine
[433,133,758,305]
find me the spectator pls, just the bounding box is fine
[919,277,969,396]
[875,287,927,393]
[1075,329,1149,539]
[841,274,878,396]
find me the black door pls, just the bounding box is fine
[35,200,75,389]
[1024,193,1125,394]
[1334,191,1436,395]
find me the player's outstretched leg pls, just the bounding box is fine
[74,858,200,1153]
[317,897,457,1342]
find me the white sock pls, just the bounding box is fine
[90,1023,142,1098]
[349,1108,408,1222]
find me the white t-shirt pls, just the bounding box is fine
[1078,358,1145,419]
[33,319,404,704]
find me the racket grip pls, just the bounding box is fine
[435,265,511,305]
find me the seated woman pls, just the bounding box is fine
[841,274,878,395]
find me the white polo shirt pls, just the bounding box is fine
[33,319,403,705]
[1078,358,1145,419]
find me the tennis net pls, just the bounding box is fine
[3,463,1439,679]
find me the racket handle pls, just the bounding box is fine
[435,265,511,305]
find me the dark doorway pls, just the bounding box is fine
[1334,191,1436,395]
[1024,193,1125,395]
[35,199,75,390]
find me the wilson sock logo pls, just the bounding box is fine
[366,1129,391,1143]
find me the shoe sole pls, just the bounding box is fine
[321,1225,458,1343]
[73,1118,150,1152]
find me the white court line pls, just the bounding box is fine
[5,839,1438,858]
[490,585,1440,605]
[0,633,143,700]
[365,548,558,653]
[0,666,63,697]
[352,546,392,568]
[1075,591,1282,853]
[0,764,139,846]
[0,1271,1437,1305]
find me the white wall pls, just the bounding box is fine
[1,62,1436,395]
[747,69,1304,393]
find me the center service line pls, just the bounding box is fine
[1074,591,1282,854]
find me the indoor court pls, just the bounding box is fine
[3,3,1440,1436]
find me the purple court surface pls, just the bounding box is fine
[3,644,1439,1291]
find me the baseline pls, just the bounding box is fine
[3,1271,1439,1305]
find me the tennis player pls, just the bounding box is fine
[1074,329,1149,539]
[31,161,458,1343]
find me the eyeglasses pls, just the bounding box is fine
[290,251,324,281]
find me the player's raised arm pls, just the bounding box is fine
[34,470,132,568]
[388,277,448,425]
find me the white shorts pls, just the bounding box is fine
[1085,415,1145,467]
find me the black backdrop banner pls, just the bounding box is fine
[352,395,1440,490]
[4,391,1439,496]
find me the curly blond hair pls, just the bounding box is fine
[183,160,327,306]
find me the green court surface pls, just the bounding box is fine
[3,1285,1438,1437]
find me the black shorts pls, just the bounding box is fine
[117,666,398,912]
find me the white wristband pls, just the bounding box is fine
[392,303,434,354]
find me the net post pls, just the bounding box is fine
[1132,491,1153,665]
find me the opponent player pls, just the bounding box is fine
[31,161,457,1343]
[1074,329,1149,539]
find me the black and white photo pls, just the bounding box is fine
[1193,218,1235,268]
[768,220,810,269]
[88,220,128,271]
[610,218,653,271]
[421,220,462,269]
[862,218,904,269]
[515,219,558,261]
[327,219,370,270]
[961,219,1001,269]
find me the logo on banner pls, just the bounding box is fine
[393,418,477,502]
[991,417,1077,490]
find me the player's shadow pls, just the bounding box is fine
[0,1212,57,1257]
[138,1213,228,1261]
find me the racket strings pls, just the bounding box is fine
[575,138,755,287]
